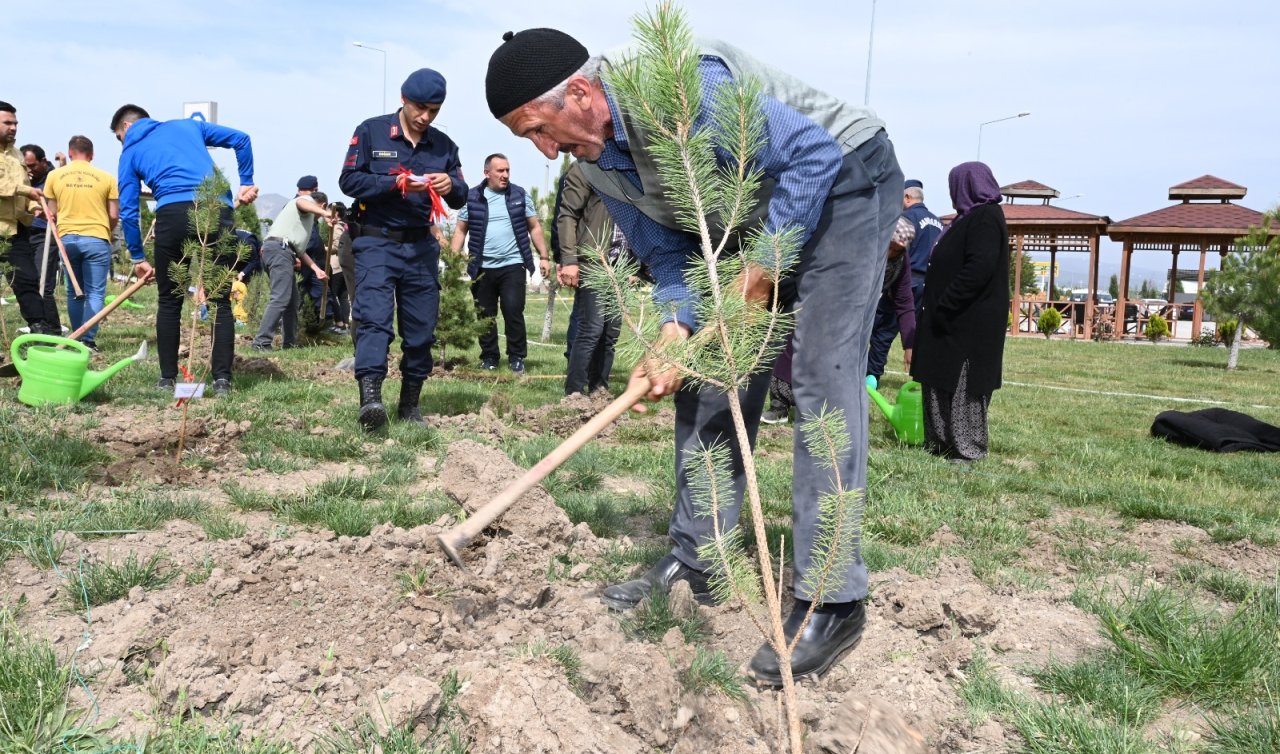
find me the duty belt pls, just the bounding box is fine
[355,224,433,243]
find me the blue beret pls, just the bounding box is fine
[904,179,924,190]
[401,68,447,104]
[296,175,318,190]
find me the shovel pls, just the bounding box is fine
[437,376,651,568]
[0,274,151,378]
[38,197,84,300]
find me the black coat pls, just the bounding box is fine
[910,202,1009,395]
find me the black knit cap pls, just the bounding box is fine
[485,28,589,119]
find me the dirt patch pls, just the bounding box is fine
[57,404,249,485]
[233,354,288,379]
[3,434,970,752]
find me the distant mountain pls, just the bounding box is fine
[255,193,289,225]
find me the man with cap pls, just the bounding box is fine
[292,175,339,331]
[448,153,550,374]
[338,68,467,431]
[902,180,942,319]
[252,189,332,351]
[112,103,257,397]
[486,27,903,686]
[866,180,941,383]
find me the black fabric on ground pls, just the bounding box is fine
[1151,408,1280,453]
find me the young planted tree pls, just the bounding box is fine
[584,6,860,752]
[436,243,490,365]
[1202,209,1280,369]
[167,173,250,458]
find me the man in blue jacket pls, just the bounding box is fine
[113,104,258,396]
[338,69,467,431]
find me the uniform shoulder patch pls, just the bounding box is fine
[390,124,400,138]
[350,136,359,146]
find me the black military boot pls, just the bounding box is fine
[357,376,387,432]
[397,379,426,426]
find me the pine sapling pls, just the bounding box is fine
[583,5,864,751]
[167,173,250,459]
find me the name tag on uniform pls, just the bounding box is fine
[372,150,398,159]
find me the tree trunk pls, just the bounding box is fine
[1227,313,1243,370]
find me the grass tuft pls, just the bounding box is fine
[618,588,709,644]
[515,640,586,697]
[1095,584,1278,706]
[63,551,177,607]
[1029,655,1164,728]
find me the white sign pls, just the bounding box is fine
[174,382,206,400]
[183,101,218,123]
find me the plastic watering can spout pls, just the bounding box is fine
[866,384,894,420]
[79,341,148,399]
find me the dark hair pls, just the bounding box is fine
[330,201,347,219]
[68,135,94,155]
[310,191,328,206]
[0,101,14,115]
[484,153,508,168]
[109,104,149,132]
[19,144,45,161]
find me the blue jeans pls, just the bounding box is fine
[62,234,112,343]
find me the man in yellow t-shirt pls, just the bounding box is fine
[44,135,119,349]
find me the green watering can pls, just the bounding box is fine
[867,379,924,445]
[104,294,145,310]
[9,334,147,407]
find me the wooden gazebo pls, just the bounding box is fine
[1106,176,1275,340]
[945,180,1111,338]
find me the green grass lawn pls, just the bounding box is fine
[2,281,1279,753]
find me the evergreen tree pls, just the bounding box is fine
[167,173,250,458]
[1202,209,1280,368]
[586,6,858,750]
[435,241,491,365]
[1108,273,1119,298]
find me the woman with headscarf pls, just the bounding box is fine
[910,162,1009,462]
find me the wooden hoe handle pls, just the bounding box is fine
[437,377,651,567]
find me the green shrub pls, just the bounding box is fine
[1145,313,1170,342]
[1037,308,1062,338]
[1216,318,1238,346]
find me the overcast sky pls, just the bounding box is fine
[5,0,1277,284]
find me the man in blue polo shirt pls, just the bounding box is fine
[449,153,550,374]
[339,68,467,431]
[113,104,258,397]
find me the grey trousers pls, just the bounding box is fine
[668,132,904,603]
[253,240,300,349]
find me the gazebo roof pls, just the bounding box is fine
[1168,175,1247,201]
[1109,202,1266,233]
[1108,176,1277,243]
[1001,179,1059,199]
[941,203,1109,226]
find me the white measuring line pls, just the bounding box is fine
[882,370,1276,411]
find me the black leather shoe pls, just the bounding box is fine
[601,553,716,611]
[748,601,866,685]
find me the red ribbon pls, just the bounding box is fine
[174,364,195,408]
[391,165,448,224]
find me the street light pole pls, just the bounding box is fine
[352,42,388,113]
[864,0,877,106]
[976,111,1030,160]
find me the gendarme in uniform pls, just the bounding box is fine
[338,68,467,431]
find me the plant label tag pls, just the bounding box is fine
[174,382,206,400]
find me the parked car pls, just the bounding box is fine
[1140,298,1167,315]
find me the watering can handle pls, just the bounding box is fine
[9,333,89,376]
